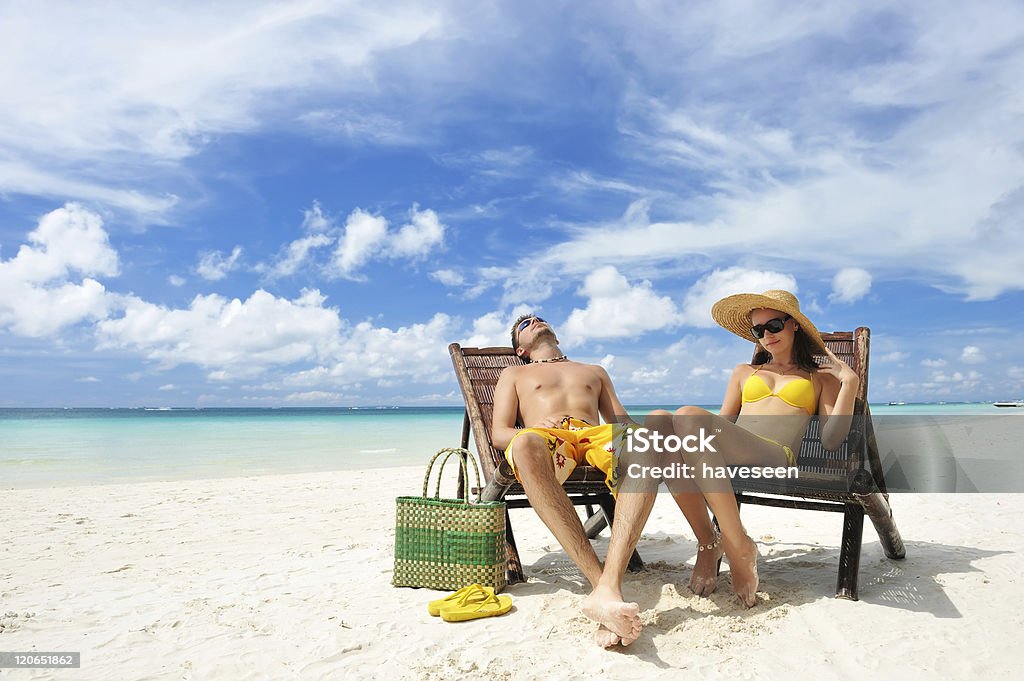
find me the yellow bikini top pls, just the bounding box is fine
[741,366,816,415]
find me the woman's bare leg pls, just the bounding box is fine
[638,410,723,596]
[670,488,723,596]
[668,406,790,607]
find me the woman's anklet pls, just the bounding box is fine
[697,532,722,552]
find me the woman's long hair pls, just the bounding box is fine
[752,327,820,373]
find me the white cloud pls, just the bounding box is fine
[961,346,986,364]
[829,268,872,304]
[481,4,1024,301]
[330,205,446,279]
[298,110,417,146]
[158,384,176,391]
[460,306,530,348]
[435,146,536,177]
[0,204,119,284]
[431,269,465,287]
[0,3,445,216]
[265,233,334,279]
[196,246,243,281]
[921,358,947,368]
[285,313,457,387]
[332,209,389,278]
[75,376,100,383]
[932,371,981,385]
[283,390,345,403]
[0,161,180,222]
[96,289,342,379]
[680,267,798,327]
[387,206,445,259]
[878,351,909,363]
[6,280,113,338]
[301,201,332,233]
[0,204,119,337]
[630,367,670,384]
[168,275,186,287]
[337,313,455,383]
[599,354,616,372]
[563,266,680,342]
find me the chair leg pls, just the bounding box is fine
[504,508,526,585]
[596,494,644,572]
[836,504,864,600]
[583,505,608,539]
[859,491,907,560]
[456,450,466,501]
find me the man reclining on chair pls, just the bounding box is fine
[492,314,656,648]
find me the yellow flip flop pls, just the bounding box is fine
[440,587,513,622]
[427,584,495,617]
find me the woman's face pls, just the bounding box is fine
[750,307,795,354]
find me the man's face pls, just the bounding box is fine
[515,316,556,356]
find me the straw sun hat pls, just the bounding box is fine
[710,289,826,353]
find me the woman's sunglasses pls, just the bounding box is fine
[517,316,546,333]
[751,315,791,339]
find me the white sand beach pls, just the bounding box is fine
[2,465,1021,681]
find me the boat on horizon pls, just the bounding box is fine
[993,400,1024,408]
[887,401,907,406]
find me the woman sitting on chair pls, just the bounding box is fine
[653,289,861,607]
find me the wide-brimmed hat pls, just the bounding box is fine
[711,289,825,352]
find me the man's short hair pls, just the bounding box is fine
[511,313,534,361]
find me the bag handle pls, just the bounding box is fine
[421,447,484,503]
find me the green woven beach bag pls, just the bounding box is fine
[393,447,507,592]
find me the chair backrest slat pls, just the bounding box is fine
[449,345,524,479]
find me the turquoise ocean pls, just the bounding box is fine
[0,403,1014,489]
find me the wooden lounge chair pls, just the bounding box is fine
[727,327,906,600]
[448,343,643,585]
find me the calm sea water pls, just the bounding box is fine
[0,403,1015,489]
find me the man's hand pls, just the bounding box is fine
[533,415,568,429]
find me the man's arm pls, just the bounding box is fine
[491,366,521,450]
[595,366,634,425]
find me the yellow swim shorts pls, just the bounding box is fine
[506,417,622,494]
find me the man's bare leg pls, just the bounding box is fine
[513,434,638,646]
[582,484,653,646]
[582,412,677,647]
[511,434,604,586]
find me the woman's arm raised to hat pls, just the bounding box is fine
[817,348,861,451]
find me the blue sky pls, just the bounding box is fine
[1,1,1022,407]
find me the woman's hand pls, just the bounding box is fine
[817,347,859,387]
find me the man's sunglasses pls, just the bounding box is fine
[751,315,791,339]
[517,316,546,333]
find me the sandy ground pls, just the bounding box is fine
[1,466,1021,680]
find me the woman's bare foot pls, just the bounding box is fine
[595,624,622,648]
[582,584,642,645]
[688,536,724,597]
[722,533,759,608]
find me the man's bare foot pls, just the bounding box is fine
[595,624,622,648]
[582,584,642,645]
[722,533,759,608]
[688,535,724,597]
